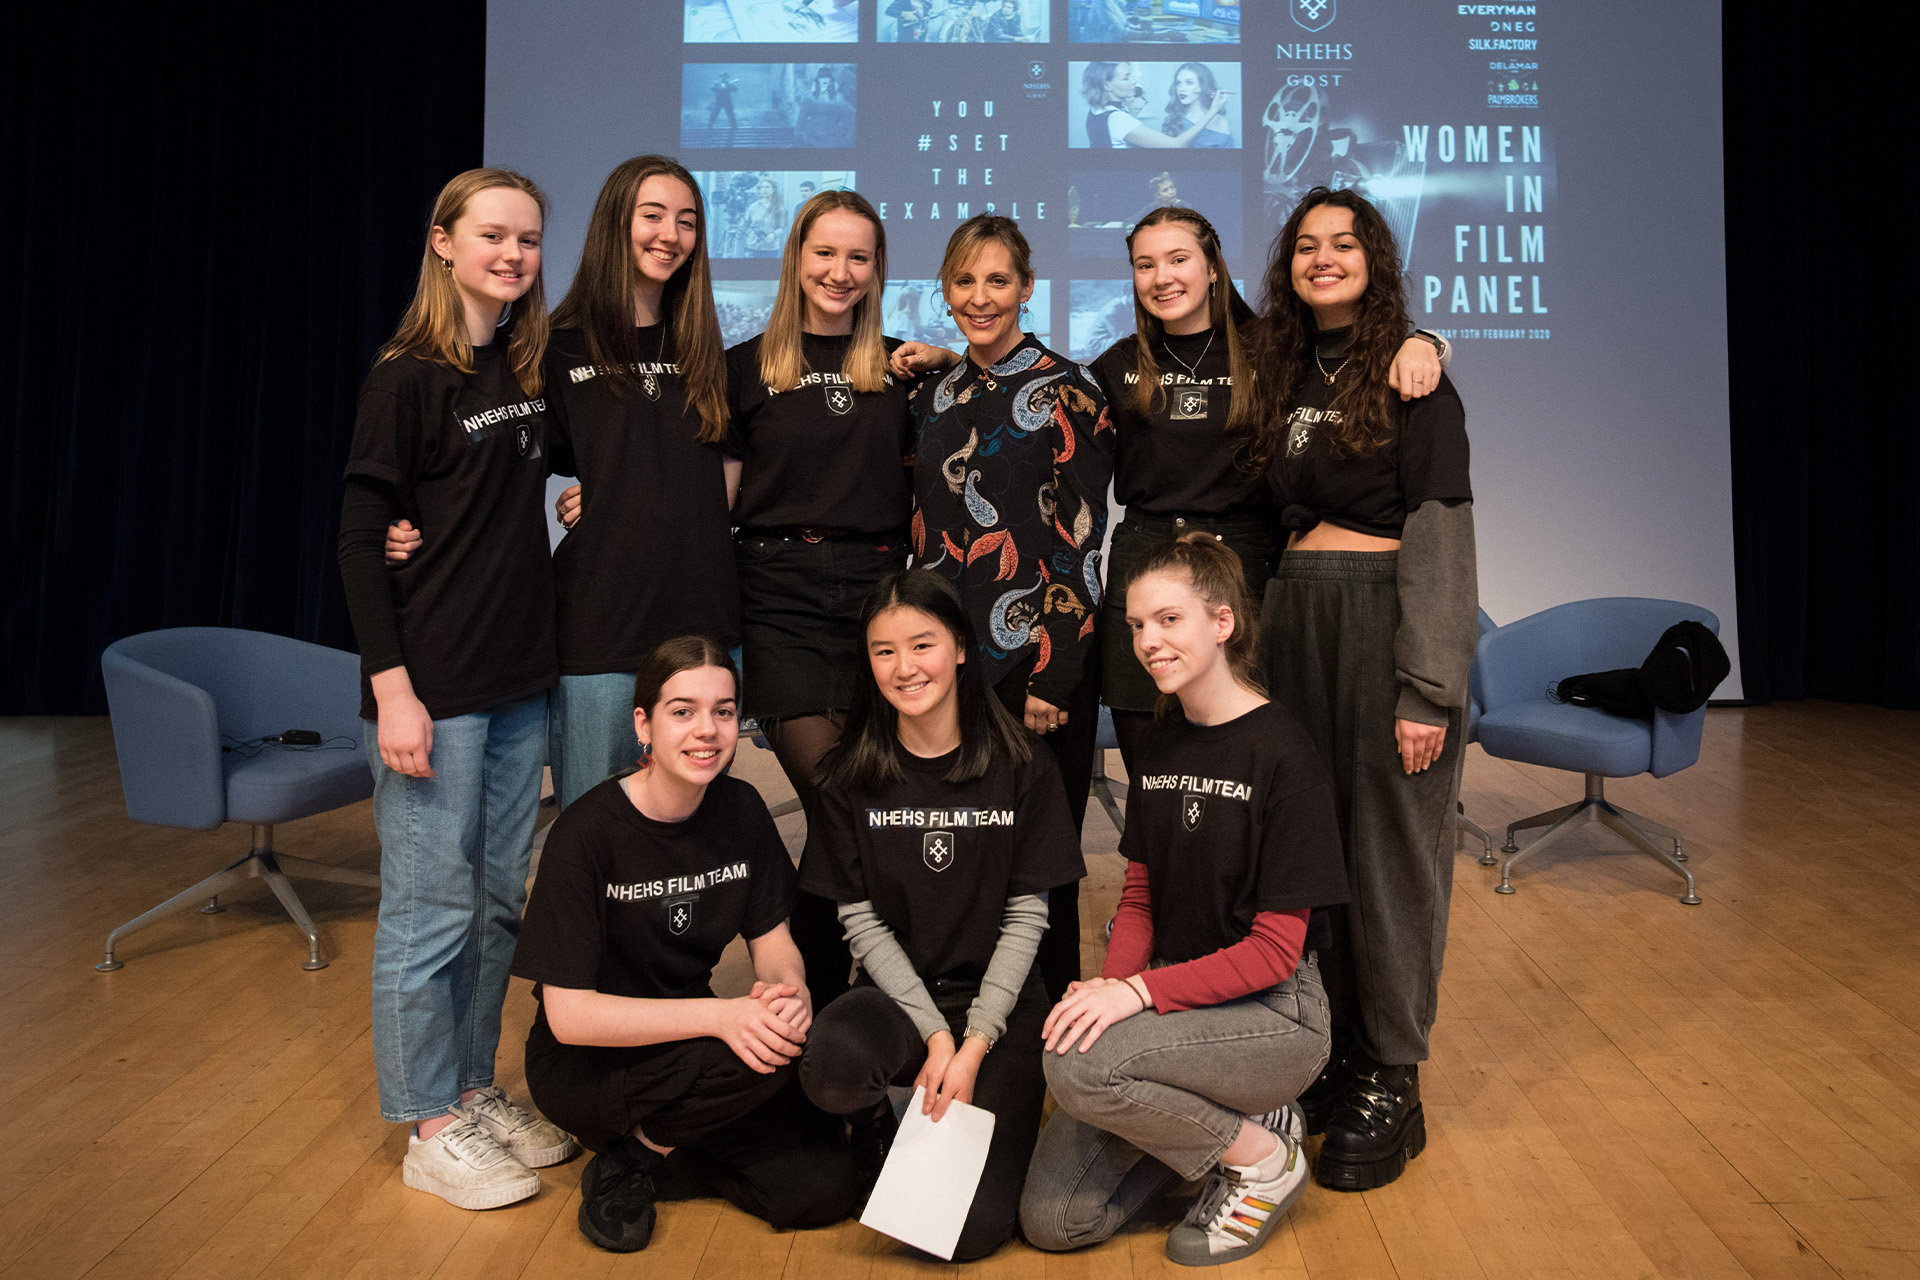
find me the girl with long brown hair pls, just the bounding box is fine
[1250,185,1477,1195]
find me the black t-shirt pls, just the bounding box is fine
[511,774,798,1006]
[1092,328,1268,517]
[548,326,741,673]
[724,332,916,533]
[343,344,558,721]
[800,745,1087,981]
[1265,330,1471,538]
[1120,702,1351,958]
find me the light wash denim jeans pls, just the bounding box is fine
[365,691,547,1123]
[548,671,636,812]
[1020,955,1331,1252]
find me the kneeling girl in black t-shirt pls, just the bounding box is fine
[797,569,1086,1262]
[511,637,860,1253]
[1021,532,1350,1268]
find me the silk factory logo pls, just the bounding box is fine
[1294,0,1336,33]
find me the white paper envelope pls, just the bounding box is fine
[858,1086,997,1260]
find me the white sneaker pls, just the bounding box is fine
[403,1116,540,1209]
[455,1086,579,1168]
[1164,1130,1310,1266]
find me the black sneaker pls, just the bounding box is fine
[1314,1060,1425,1192]
[578,1141,664,1252]
[1296,1037,1356,1136]
[849,1101,898,1207]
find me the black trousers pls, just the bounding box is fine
[994,659,1095,1000]
[525,1019,861,1230]
[799,977,1051,1262]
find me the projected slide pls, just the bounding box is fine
[488,0,1742,692]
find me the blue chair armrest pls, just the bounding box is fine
[100,642,227,830]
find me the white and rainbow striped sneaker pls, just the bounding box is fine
[1164,1129,1309,1267]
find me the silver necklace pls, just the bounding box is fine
[1313,347,1348,385]
[1162,326,1215,380]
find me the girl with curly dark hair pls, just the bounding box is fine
[1249,185,1477,1196]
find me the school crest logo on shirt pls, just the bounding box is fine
[1181,793,1207,832]
[1286,416,1312,458]
[825,385,854,416]
[640,373,661,401]
[923,830,956,872]
[1172,387,1208,420]
[515,424,532,457]
[665,895,696,936]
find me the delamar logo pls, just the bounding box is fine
[1293,0,1336,33]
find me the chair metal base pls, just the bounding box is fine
[1458,802,1496,865]
[1495,775,1700,904]
[96,824,382,972]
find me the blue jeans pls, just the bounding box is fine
[549,671,637,812]
[365,691,547,1123]
[1021,956,1331,1251]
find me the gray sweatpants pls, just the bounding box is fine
[1020,958,1330,1252]
[1263,550,1465,1066]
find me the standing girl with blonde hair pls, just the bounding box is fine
[725,188,915,1007]
[338,167,578,1209]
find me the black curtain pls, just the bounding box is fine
[6,11,1915,712]
[1723,19,1917,708]
[3,5,484,713]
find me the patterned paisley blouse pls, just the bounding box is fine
[909,334,1115,705]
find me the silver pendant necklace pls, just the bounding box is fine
[1163,326,1215,381]
[1313,347,1348,386]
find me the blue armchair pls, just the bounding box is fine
[97,627,381,970]
[1474,598,1717,904]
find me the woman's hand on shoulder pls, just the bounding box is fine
[555,483,584,529]
[1394,717,1446,774]
[1042,976,1149,1055]
[383,520,421,565]
[889,342,961,379]
[712,992,806,1073]
[1389,336,1443,401]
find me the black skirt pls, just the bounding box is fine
[734,532,907,720]
[1098,511,1278,712]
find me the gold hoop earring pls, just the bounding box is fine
[439,257,453,272]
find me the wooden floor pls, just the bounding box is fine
[1,703,1916,1279]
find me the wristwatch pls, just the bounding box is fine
[963,1027,997,1052]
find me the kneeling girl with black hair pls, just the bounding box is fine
[1020,532,1350,1268]
[510,637,860,1253]
[797,569,1086,1262]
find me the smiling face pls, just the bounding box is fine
[1127,568,1234,701]
[867,605,965,732]
[799,207,877,335]
[1132,221,1214,336]
[430,185,542,341]
[945,240,1032,366]
[630,174,700,293]
[634,664,739,790]
[1290,203,1369,328]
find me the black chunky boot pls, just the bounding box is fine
[578,1139,666,1252]
[1296,1036,1356,1136]
[1313,1059,1425,1192]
